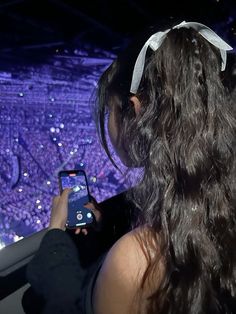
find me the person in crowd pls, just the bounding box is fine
[23,19,236,314]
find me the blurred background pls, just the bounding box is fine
[0,0,235,248]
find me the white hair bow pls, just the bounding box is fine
[130,21,233,94]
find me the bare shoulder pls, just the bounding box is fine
[92,227,163,314]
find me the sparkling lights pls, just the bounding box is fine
[0,47,128,248]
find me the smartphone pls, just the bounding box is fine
[58,169,94,229]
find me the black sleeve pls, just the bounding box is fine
[26,229,86,313]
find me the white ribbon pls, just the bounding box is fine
[130,21,233,94]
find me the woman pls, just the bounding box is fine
[24,20,236,314]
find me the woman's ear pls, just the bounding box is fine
[130,95,141,116]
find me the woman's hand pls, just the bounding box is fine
[48,190,103,234]
[48,188,71,230]
[74,196,103,235]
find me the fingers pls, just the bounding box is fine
[60,188,71,202]
[52,195,60,209]
[75,228,81,235]
[74,228,88,235]
[84,202,96,211]
[49,188,71,230]
[84,195,102,214]
[84,202,102,223]
[52,188,71,208]
[72,195,101,236]
[82,229,88,235]
[89,195,98,205]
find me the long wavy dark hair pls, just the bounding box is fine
[94,22,236,314]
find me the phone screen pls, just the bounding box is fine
[59,169,88,192]
[58,170,93,228]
